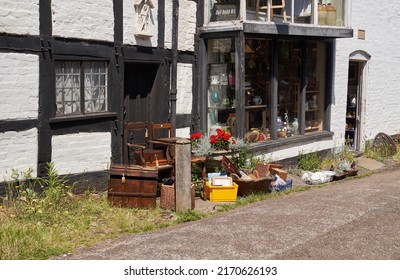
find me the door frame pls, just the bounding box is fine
[348,50,370,151]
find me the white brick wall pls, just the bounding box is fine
[0,0,39,35]
[178,0,196,52]
[334,1,400,146]
[164,0,197,51]
[0,53,39,120]
[52,132,111,175]
[123,0,158,47]
[164,1,173,49]
[52,0,114,42]
[176,63,193,115]
[266,139,334,162]
[0,129,38,180]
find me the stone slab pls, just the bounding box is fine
[356,156,386,171]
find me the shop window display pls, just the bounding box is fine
[205,37,326,143]
[207,38,236,136]
[244,39,271,140]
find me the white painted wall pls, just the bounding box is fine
[0,0,39,35]
[52,0,114,42]
[178,0,196,52]
[334,0,400,147]
[0,53,39,120]
[176,63,193,115]
[164,0,197,51]
[0,129,38,180]
[52,132,111,175]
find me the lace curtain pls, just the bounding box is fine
[55,61,107,115]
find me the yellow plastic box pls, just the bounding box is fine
[205,182,238,202]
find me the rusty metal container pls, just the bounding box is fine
[107,164,158,209]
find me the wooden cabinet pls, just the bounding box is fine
[345,104,356,147]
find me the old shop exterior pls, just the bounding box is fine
[1,1,400,185]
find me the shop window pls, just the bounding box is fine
[55,61,108,116]
[206,38,236,135]
[244,0,346,26]
[244,39,271,139]
[204,37,326,143]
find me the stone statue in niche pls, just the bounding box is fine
[134,0,154,38]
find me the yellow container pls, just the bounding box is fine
[205,182,238,202]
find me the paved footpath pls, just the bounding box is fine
[56,167,400,260]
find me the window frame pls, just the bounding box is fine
[54,60,110,117]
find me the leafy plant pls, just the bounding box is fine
[298,151,322,171]
[364,141,385,162]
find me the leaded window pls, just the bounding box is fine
[55,61,108,116]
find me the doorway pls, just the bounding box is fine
[345,60,365,151]
[124,62,168,124]
[123,62,170,163]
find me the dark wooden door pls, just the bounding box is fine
[124,62,168,123]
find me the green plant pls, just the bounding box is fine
[364,141,384,162]
[392,144,400,163]
[39,162,75,210]
[298,150,322,171]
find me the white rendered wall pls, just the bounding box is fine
[0,0,39,35]
[265,139,334,162]
[52,0,114,42]
[0,129,38,180]
[52,132,111,175]
[334,0,400,147]
[0,53,39,120]
[164,0,197,51]
[176,63,193,116]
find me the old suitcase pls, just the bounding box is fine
[107,164,158,209]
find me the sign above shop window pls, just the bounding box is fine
[211,2,239,21]
[134,0,154,38]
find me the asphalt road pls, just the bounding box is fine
[56,167,400,260]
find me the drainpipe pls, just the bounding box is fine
[170,0,179,133]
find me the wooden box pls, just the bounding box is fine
[108,164,158,209]
[269,167,288,180]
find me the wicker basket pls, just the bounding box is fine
[230,174,274,196]
[160,184,195,210]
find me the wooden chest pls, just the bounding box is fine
[107,164,158,209]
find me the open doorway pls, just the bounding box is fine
[345,60,365,151]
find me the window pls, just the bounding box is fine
[204,37,327,142]
[55,61,108,116]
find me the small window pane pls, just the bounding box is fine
[55,61,81,116]
[83,61,108,113]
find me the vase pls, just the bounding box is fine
[211,91,220,104]
[291,118,299,135]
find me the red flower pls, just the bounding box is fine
[190,132,202,139]
[209,128,235,150]
[210,135,218,144]
[223,133,231,141]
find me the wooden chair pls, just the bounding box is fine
[149,122,207,183]
[124,122,149,166]
[257,0,287,22]
[151,122,174,141]
[124,122,171,167]
[149,122,175,165]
